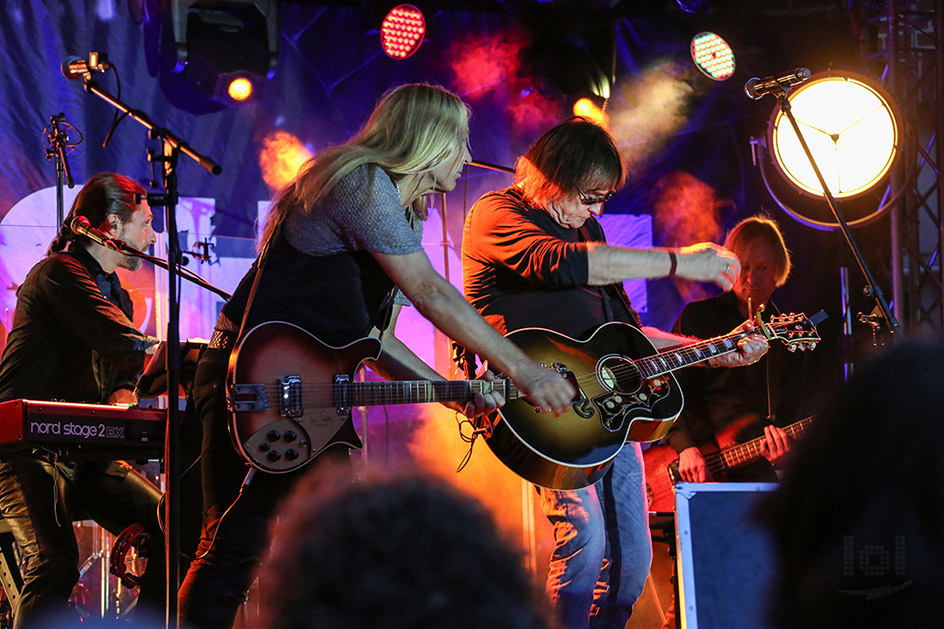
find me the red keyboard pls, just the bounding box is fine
[0,399,165,459]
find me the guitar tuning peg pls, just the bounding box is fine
[809,341,817,350]
[788,344,797,353]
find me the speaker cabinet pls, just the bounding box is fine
[675,482,778,629]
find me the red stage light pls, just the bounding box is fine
[380,4,426,60]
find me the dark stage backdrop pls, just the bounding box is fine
[0,0,875,574]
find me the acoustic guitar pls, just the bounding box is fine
[481,311,822,490]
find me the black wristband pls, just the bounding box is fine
[668,250,678,277]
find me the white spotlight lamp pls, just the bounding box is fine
[763,71,903,229]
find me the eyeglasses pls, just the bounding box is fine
[576,186,616,206]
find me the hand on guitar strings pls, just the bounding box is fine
[675,243,742,291]
[678,447,711,483]
[459,369,506,419]
[514,361,576,416]
[706,320,769,368]
[759,424,792,467]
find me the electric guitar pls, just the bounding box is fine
[644,415,815,512]
[481,310,822,491]
[227,321,517,474]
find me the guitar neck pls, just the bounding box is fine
[706,416,815,471]
[637,330,755,378]
[341,379,518,407]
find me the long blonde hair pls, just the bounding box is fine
[260,84,470,249]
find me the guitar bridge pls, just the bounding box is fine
[229,384,270,412]
[277,375,303,418]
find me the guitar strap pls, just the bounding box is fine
[577,224,642,328]
[232,220,282,347]
[375,201,420,339]
[763,300,782,425]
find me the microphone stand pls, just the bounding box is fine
[74,74,222,628]
[469,159,514,174]
[110,237,231,300]
[44,113,76,226]
[772,90,901,341]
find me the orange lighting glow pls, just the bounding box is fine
[381,4,426,60]
[573,98,609,128]
[258,131,314,192]
[227,77,254,102]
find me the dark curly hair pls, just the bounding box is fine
[48,172,146,255]
[257,465,554,629]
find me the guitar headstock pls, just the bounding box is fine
[760,312,822,352]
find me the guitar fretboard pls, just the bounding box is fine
[336,379,518,407]
[710,417,814,470]
[636,330,755,379]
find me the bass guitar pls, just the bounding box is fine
[481,310,822,491]
[643,415,815,512]
[227,321,517,474]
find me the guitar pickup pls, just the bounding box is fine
[277,375,303,418]
[228,384,270,412]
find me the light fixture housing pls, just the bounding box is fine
[380,4,426,59]
[761,71,904,229]
[149,0,279,108]
[690,32,735,81]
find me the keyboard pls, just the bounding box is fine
[0,399,165,459]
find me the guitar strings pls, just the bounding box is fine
[237,325,793,406]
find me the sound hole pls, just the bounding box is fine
[597,356,642,393]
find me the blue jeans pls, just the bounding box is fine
[538,442,652,629]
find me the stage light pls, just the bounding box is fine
[380,4,426,59]
[573,97,609,128]
[150,0,279,108]
[759,71,904,229]
[227,77,254,102]
[769,73,899,197]
[690,32,735,81]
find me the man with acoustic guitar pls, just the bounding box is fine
[461,118,769,629]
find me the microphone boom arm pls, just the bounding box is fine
[114,240,231,300]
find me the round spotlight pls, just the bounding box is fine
[227,77,254,103]
[770,73,900,198]
[573,98,609,128]
[690,32,735,81]
[380,4,426,60]
[761,71,905,229]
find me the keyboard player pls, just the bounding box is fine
[0,173,169,627]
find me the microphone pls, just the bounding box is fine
[744,68,812,100]
[60,53,112,81]
[70,216,121,251]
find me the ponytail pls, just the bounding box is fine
[48,172,146,256]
